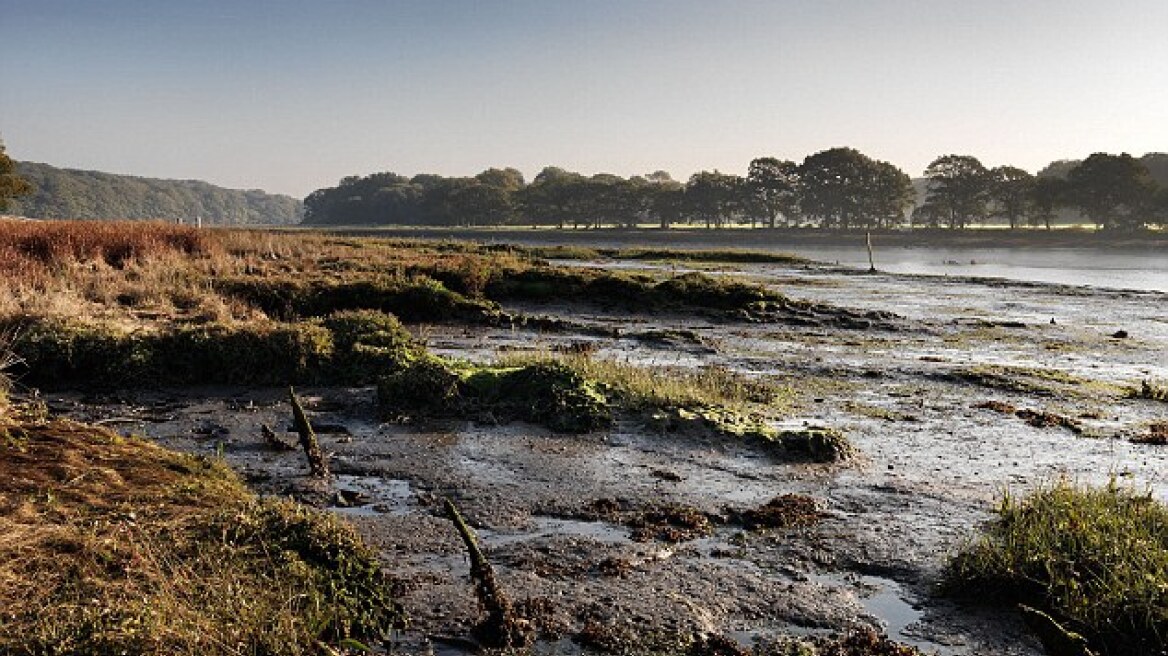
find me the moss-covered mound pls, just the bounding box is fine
[946,481,1168,656]
[6,310,418,388]
[484,267,787,313]
[378,357,612,433]
[648,407,853,463]
[219,274,498,323]
[0,417,403,655]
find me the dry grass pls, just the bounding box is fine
[0,221,530,327]
[0,416,402,655]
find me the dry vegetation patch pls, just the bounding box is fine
[0,415,402,655]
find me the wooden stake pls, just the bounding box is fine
[443,498,529,649]
[289,387,329,479]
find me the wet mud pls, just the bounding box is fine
[40,260,1168,655]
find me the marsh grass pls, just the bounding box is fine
[954,364,1123,399]
[494,351,789,412]
[0,417,402,655]
[4,310,418,388]
[946,480,1168,655]
[378,355,612,433]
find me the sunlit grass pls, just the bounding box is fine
[0,417,402,654]
[494,351,790,413]
[947,480,1168,655]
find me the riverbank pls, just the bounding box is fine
[304,225,1168,251]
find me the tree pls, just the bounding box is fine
[989,166,1035,229]
[1152,186,1168,228]
[684,171,745,229]
[1066,153,1155,231]
[0,142,35,212]
[516,167,586,228]
[475,167,525,193]
[798,147,912,229]
[1028,176,1066,230]
[922,155,991,229]
[866,160,915,229]
[747,157,800,228]
[449,181,514,226]
[642,172,684,229]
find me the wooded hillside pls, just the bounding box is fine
[8,161,302,225]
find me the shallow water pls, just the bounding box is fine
[791,246,1167,292]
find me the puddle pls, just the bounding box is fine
[810,572,954,655]
[329,474,412,516]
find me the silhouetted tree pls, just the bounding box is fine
[922,155,991,229]
[684,171,745,229]
[1028,176,1066,230]
[989,166,1035,229]
[0,142,32,212]
[1066,153,1154,231]
[747,157,800,228]
[799,148,912,229]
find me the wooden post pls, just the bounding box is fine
[443,498,529,649]
[289,387,329,479]
[866,231,877,273]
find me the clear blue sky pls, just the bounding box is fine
[2,0,1166,198]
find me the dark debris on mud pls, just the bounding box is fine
[974,401,1084,434]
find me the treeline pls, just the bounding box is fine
[304,150,1168,231]
[9,161,302,225]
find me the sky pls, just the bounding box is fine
[1,0,1166,199]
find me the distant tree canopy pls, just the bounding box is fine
[0,143,33,212]
[304,150,1168,231]
[8,161,302,225]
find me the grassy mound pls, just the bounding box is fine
[5,309,418,388]
[946,481,1168,655]
[377,352,852,460]
[218,273,499,324]
[0,416,402,655]
[484,267,788,313]
[377,356,612,433]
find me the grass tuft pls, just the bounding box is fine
[946,480,1168,655]
[1130,379,1168,403]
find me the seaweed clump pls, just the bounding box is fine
[1130,421,1168,446]
[737,494,825,530]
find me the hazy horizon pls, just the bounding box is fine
[2,0,1166,198]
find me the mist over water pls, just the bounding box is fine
[793,246,1168,292]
